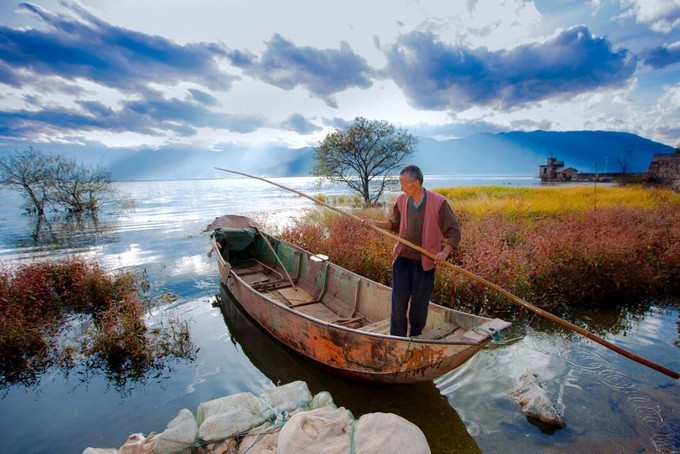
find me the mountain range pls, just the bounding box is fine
[32,130,674,180]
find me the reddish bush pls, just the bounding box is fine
[0,258,194,388]
[281,205,679,310]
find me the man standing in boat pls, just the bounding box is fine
[362,165,461,337]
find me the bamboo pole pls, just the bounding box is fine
[214,167,679,380]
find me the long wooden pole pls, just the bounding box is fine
[214,167,679,380]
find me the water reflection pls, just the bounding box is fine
[2,211,120,256]
[218,285,481,454]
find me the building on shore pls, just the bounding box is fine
[539,157,578,182]
[646,152,680,191]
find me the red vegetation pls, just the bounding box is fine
[281,206,680,310]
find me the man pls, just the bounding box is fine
[363,165,461,337]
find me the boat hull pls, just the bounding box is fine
[210,214,510,384]
[220,257,487,384]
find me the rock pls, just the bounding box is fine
[118,433,147,454]
[153,408,198,453]
[516,372,565,429]
[82,449,118,454]
[197,392,268,425]
[277,406,354,453]
[195,439,238,454]
[199,405,268,444]
[259,380,312,414]
[354,413,430,454]
[310,391,336,410]
[237,422,279,454]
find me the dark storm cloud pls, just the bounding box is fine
[279,113,321,134]
[0,2,235,93]
[227,34,374,108]
[384,26,637,110]
[642,43,680,69]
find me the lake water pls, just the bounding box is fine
[0,176,678,453]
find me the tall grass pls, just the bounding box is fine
[281,186,680,311]
[435,185,679,219]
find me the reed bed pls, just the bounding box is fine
[281,186,680,312]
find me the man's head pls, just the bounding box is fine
[399,165,423,196]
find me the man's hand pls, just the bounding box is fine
[435,245,455,266]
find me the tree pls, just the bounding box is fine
[0,148,113,215]
[312,118,417,205]
[51,159,112,213]
[0,147,56,215]
[617,148,634,174]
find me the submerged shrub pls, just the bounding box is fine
[0,258,196,389]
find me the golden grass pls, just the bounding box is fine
[434,185,680,218]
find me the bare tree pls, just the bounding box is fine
[312,117,417,205]
[0,148,113,215]
[0,147,56,215]
[52,159,112,213]
[617,148,634,174]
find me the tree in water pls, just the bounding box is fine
[0,147,55,215]
[0,148,113,215]
[312,117,417,205]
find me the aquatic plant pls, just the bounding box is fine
[0,258,196,390]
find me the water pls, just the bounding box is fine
[0,177,678,453]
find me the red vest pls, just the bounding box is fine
[392,189,446,271]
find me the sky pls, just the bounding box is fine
[0,0,678,160]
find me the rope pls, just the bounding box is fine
[347,409,356,454]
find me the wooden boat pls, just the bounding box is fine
[209,215,511,384]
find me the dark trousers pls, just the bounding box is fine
[391,257,435,337]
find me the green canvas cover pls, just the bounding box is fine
[212,227,257,264]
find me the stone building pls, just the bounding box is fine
[647,153,680,190]
[539,157,578,182]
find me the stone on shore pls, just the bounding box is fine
[197,392,267,425]
[237,422,279,454]
[515,372,565,429]
[259,380,312,414]
[310,391,336,410]
[354,412,431,454]
[277,406,354,453]
[153,408,198,453]
[82,449,119,454]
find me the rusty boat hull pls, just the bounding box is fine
[209,215,511,384]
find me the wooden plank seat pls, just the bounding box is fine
[415,323,461,340]
[360,318,391,334]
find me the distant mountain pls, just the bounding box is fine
[414,131,672,175]
[104,146,315,180]
[5,130,669,180]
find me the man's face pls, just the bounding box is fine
[399,174,420,196]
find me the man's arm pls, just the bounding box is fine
[362,203,400,233]
[435,202,461,265]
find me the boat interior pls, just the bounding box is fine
[212,221,504,343]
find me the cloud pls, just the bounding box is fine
[0,2,235,93]
[187,89,219,106]
[384,26,637,111]
[643,42,680,69]
[619,0,680,33]
[409,120,508,139]
[0,95,268,140]
[227,34,374,108]
[321,117,352,129]
[279,113,321,134]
